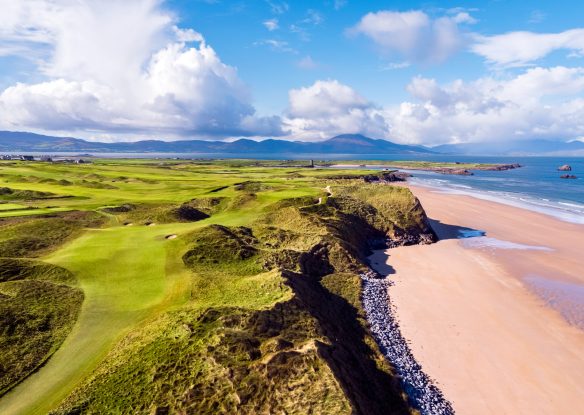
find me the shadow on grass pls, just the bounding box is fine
[283,269,410,415]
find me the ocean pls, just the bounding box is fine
[328,155,584,225]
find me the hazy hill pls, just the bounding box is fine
[0,131,434,154]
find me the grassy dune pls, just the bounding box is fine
[0,259,83,396]
[0,224,195,415]
[0,159,433,414]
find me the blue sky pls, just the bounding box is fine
[168,0,584,113]
[1,0,584,144]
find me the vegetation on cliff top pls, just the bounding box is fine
[0,159,432,414]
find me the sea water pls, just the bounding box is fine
[330,155,584,225]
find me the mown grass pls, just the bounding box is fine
[0,203,28,211]
[0,159,432,415]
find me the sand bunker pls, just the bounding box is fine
[165,234,177,240]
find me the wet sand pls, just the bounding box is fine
[369,184,584,415]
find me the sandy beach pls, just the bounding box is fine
[369,184,584,415]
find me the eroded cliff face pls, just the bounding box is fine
[55,183,432,415]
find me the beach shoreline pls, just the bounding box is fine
[369,183,584,415]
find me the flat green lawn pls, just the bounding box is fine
[0,222,199,415]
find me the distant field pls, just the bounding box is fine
[0,159,433,414]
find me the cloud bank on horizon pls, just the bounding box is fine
[0,0,584,145]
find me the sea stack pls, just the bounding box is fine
[558,164,572,171]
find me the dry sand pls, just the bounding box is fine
[369,184,584,415]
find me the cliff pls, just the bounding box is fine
[54,181,434,415]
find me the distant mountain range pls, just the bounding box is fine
[433,139,584,156]
[0,131,434,155]
[1,131,583,156]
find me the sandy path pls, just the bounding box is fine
[369,185,584,415]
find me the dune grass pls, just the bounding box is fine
[0,223,195,415]
[0,159,429,414]
[0,259,83,396]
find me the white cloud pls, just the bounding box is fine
[349,10,474,63]
[472,29,584,67]
[281,68,584,144]
[173,27,205,43]
[0,0,282,138]
[284,80,389,140]
[380,61,411,70]
[387,66,584,144]
[254,39,297,54]
[297,56,319,69]
[452,12,477,25]
[263,18,279,31]
[288,9,324,42]
[302,10,324,26]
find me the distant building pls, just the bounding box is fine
[40,155,53,162]
[75,159,86,164]
[20,155,34,161]
[1,155,11,160]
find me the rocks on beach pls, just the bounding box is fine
[363,171,412,183]
[444,168,472,176]
[484,163,522,171]
[360,270,454,415]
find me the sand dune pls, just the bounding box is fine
[369,184,584,415]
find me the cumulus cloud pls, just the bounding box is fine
[0,0,282,139]
[282,68,584,144]
[284,80,389,140]
[387,66,584,144]
[349,10,475,63]
[472,29,584,67]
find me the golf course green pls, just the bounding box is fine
[0,158,436,414]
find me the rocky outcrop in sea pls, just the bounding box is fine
[360,270,455,415]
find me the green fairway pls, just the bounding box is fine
[0,159,437,414]
[0,203,27,211]
[0,223,197,415]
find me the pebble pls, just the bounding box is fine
[360,270,455,415]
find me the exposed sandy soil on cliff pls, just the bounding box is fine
[369,184,584,415]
